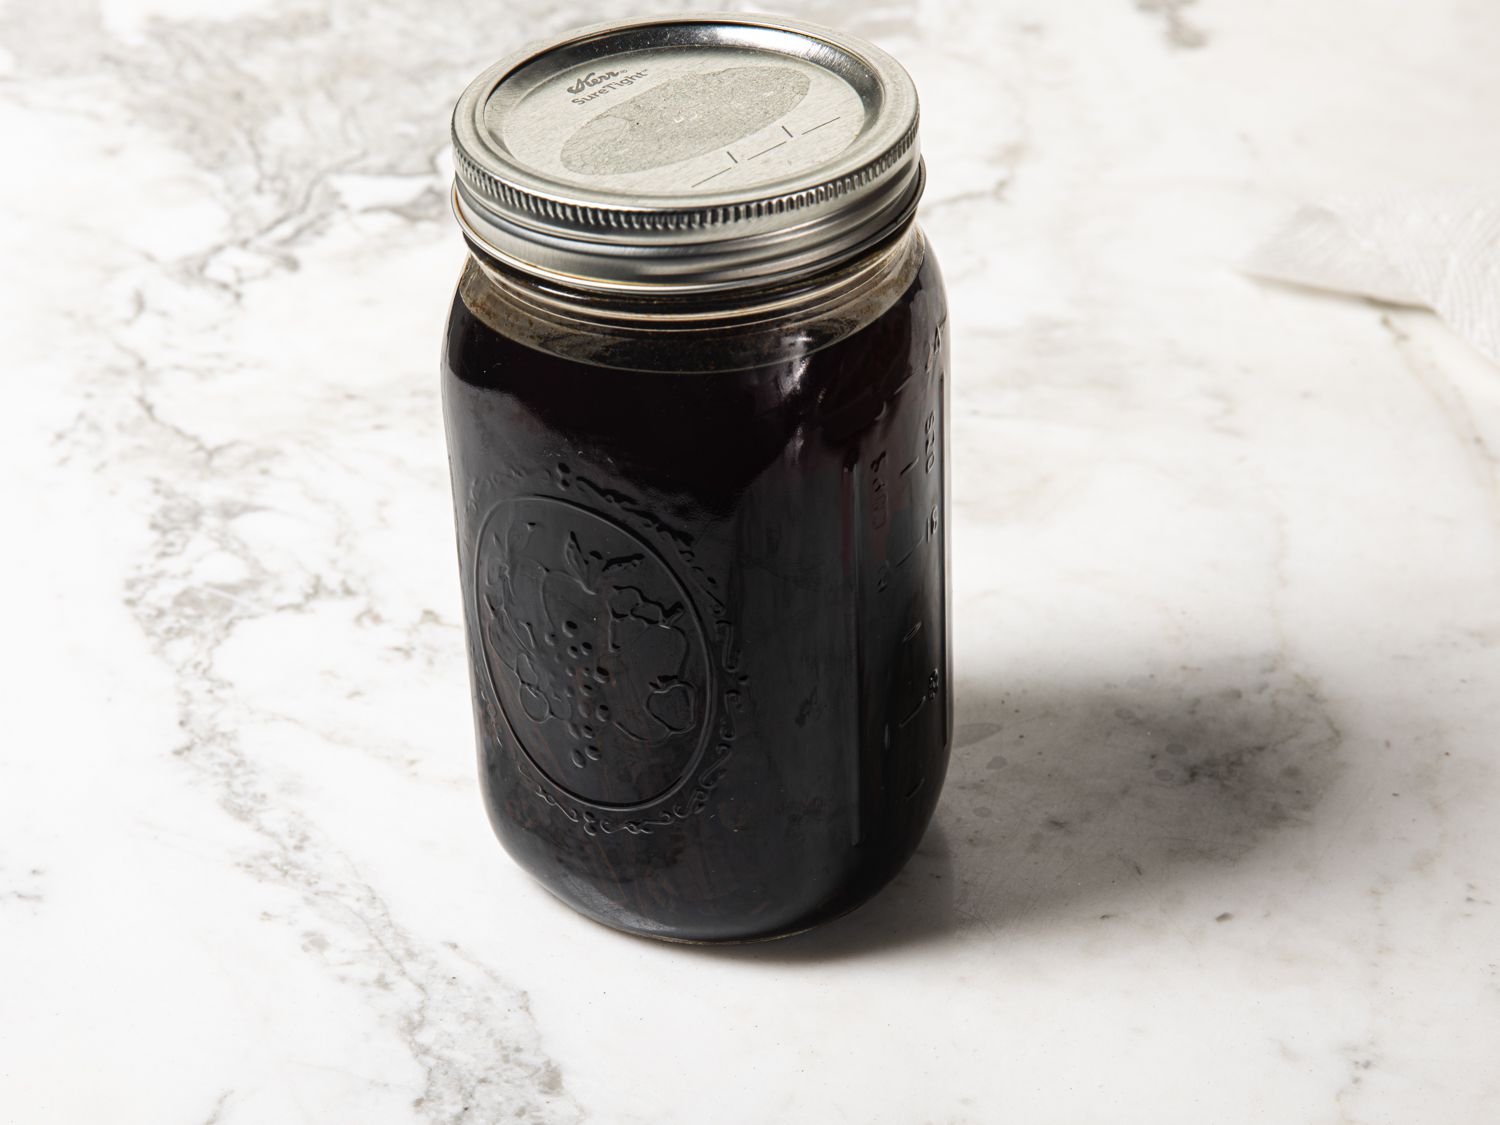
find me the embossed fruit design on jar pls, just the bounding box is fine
[474,495,713,807]
[442,13,951,941]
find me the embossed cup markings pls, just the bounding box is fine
[898,669,943,730]
[871,422,942,576]
[870,451,889,529]
[860,377,946,810]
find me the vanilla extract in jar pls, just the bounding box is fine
[442,13,951,942]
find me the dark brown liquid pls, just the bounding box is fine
[442,237,950,941]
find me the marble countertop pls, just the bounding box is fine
[7,0,1500,1121]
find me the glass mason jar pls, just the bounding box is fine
[442,14,951,942]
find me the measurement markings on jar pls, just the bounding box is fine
[746,139,787,160]
[692,166,733,187]
[691,149,742,187]
[799,115,841,135]
[691,117,842,184]
[892,534,924,571]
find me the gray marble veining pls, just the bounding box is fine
[5,0,1500,1121]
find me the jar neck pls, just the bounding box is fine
[463,219,923,333]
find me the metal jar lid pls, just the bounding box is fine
[450,12,923,294]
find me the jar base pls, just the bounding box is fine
[525,850,914,947]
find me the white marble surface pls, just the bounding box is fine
[6,0,1500,1121]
